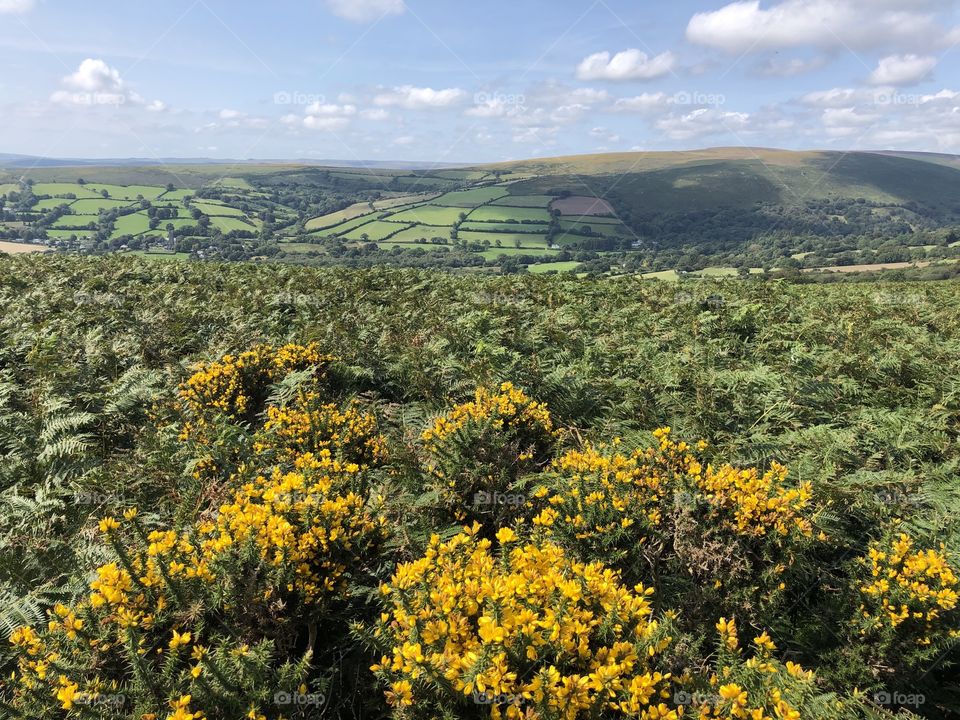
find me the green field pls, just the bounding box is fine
[192,201,246,218]
[490,194,555,207]
[527,260,581,273]
[432,187,509,207]
[341,220,415,241]
[387,205,470,226]
[306,203,376,231]
[209,216,257,233]
[458,230,549,247]
[32,198,75,211]
[314,213,385,237]
[160,189,195,201]
[479,246,559,260]
[70,198,135,214]
[112,213,154,237]
[51,215,97,229]
[467,206,552,223]
[383,225,454,243]
[31,183,102,198]
[460,222,550,233]
[83,184,167,200]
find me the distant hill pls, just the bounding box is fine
[478,148,960,212]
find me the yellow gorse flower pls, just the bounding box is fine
[372,529,675,719]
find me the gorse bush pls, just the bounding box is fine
[369,526,677,720]
[421,382,560,529]
[2,257,960,718]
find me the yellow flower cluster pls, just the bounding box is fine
[8,455,383,714]
[694,462,812,539]
[421,382,556,451]
[534,429,813,550]
[533,441,669,543]
[371,525,677,720]
[253,395,387,466]
[199,450,387,603]
[689,618,816,720]
[858,533,959,645]
[179,342,334,422]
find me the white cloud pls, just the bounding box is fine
[303,116,350,131]
[219,108,242,120]
[869,54,937,86]
[801,87,877,108]
[50,58,160,109]
[373,85,467,109]
[655,107,752,140]
[613,92,670,113]
[393,135,415,146]
[324,0,404,24]
[0,0,33,13]
[304,101,357,116]
[576,49,676,81]
[687,0,953,53]
[360,108,390,120]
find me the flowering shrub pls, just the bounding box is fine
[420,383,560,528]
[5,344,388,720]
[179,343,334,427]
[850,531,960,681]
[253,393,388,467]
[523,428,822,636]
[675,617,851,720]
[369,525,678,720]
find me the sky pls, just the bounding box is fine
[2,0,960,163]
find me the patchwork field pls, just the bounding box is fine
[551,195,617,216]
[467,206,552,223]
[0,240,49,254]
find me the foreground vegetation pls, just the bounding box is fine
[0,255,958,719]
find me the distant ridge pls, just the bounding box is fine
[0,153,466,170]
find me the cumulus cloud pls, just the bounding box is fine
[304,101,357,116]
[655,108,751,140]
[687,0,954,53]
[303,116,350,131]
[576,49,676,81]
[215,109,268,129]
[0,0,33,13]
[613,92,670,113]
[324,0,404,24]
[869,54,937,86]
[360,108,390,120]
[373,85,467,109]
[50,58,160,108]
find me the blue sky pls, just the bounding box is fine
[2,0,960,162]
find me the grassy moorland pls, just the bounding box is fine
[0,254,957,719]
